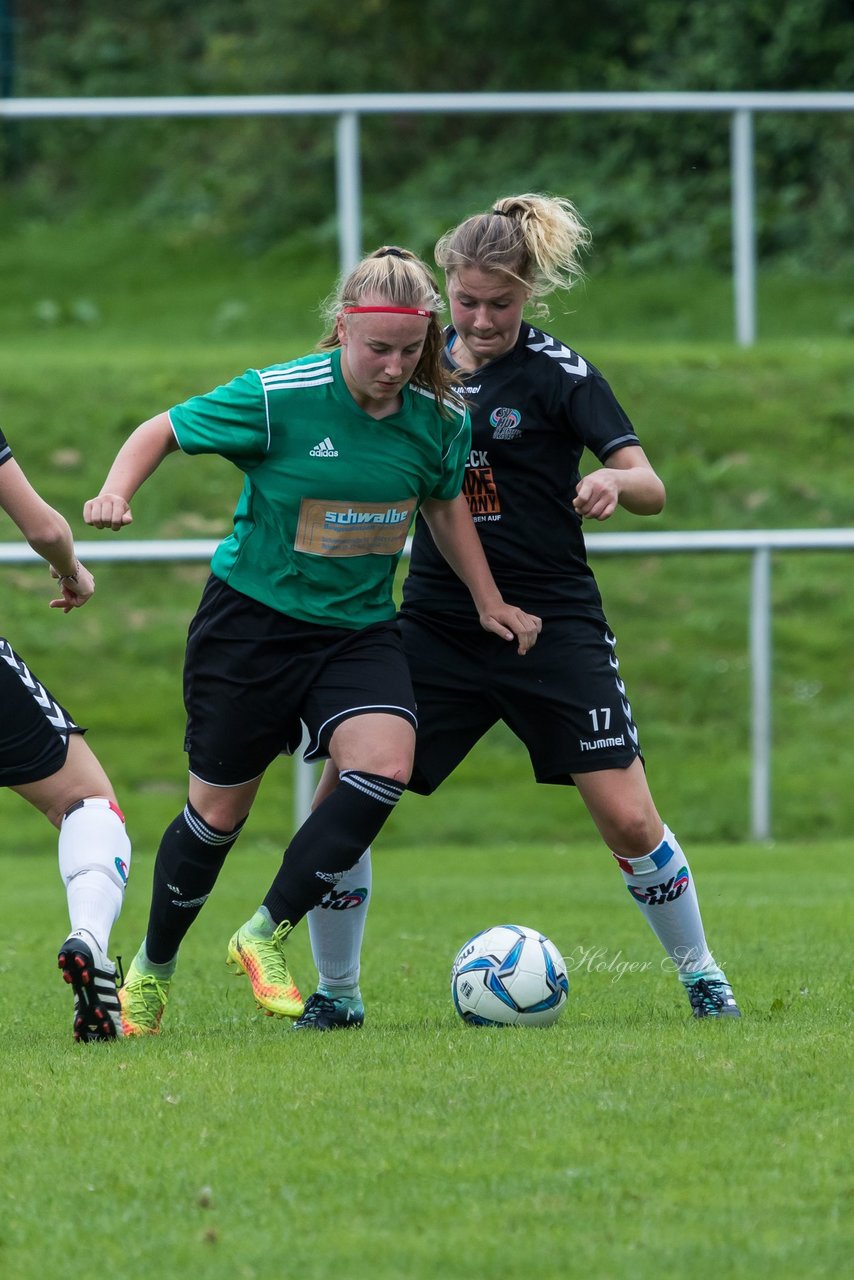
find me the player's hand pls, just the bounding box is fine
[84,492,133,530]
[479,605,542,655]
[49,560,95,612]
[573,469,620,521]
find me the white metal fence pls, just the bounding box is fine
[2,91,852,346]
[3,528,852,840]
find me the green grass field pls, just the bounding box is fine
[0,837,849,1279]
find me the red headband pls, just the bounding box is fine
[342,306,434,317]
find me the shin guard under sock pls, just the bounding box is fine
[145,801,245,963]
[307,845,372,990]
[59,797,131,954]
[263,773,402,927]
[613,825,720,979]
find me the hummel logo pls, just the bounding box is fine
[310,436,338,457]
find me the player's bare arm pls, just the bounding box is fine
[573,445,666,521]
[419,493,542,654]
[84,411,179,530]
[0,456,94,610]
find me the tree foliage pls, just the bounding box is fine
[2,0,852,268]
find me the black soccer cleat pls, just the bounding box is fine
[58,933,124,1042]
[292,991,365,1031]
[686,976,742,1019]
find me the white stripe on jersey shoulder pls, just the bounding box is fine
[254,357,333,452]
[249,371,273,453]
[413,384,466,420]
[258,355,334,391]
[525,327,588,379]
[441,413,469,462]
[412,385,468,460]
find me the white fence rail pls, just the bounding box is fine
[3,528,852,840]
[2,91,852,347]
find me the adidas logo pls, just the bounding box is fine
[309,436,338,457]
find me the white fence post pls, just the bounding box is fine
[749,546,773,840]
[335,110,361,276]
[294,727,319,828]
[731,109,757,347]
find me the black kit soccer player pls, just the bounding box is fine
[298,195,741,1028]
[83,246,540,1034]
[0,428,131,1040]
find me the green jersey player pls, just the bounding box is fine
[84,245,541,1035]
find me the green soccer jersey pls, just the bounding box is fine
[169,348,470,629]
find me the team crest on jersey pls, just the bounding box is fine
[489,407,522,440]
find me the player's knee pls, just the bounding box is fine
[340,744,413,785]
[364,757,413,786]
[607,812,664,860]
[189,794,251,833]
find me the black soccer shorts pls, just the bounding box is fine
[0,638,81,786]
[182,576,418,786]
[399,609,642,794]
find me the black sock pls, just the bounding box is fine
[145,801,245,963]
[263,771,404,927]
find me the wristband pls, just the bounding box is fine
[58,560,80,585]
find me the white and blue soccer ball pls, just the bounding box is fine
[450,924,569,1027]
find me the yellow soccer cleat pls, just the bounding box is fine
[118,958,171,1035]
[227,920,304,1018]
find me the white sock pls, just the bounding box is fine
[59,798,131,955]
[613,825,723,983]
[306,847,371,995]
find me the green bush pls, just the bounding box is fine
[3,0,852,268]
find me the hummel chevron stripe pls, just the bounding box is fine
[526,329,588,378]
[1,638,78,735]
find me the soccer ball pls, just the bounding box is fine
[450,924,569,1027]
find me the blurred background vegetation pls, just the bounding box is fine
[1,0,852,272]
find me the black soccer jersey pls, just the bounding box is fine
[0,428,11,467]
[402,324,641,622]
